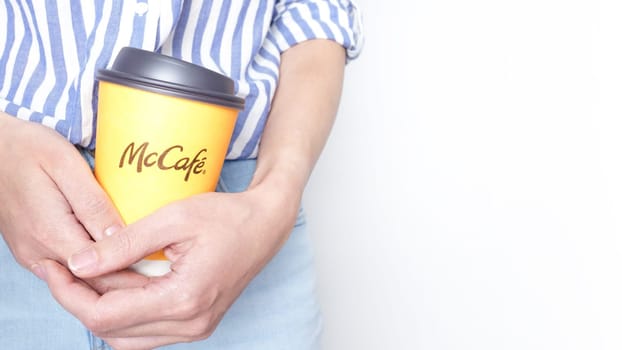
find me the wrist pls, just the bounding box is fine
[247,173,302,224]
[246,157,308,234]
[249,153,309,205]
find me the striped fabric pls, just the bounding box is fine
[0,0,363,159]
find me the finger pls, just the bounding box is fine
[46,146,124,241]
[94,311,221,339]
[104,335,191,350]
[24,172,104,264]
[39,259,102,319]
[43,259,182,333]
[97,320,190,338]
[68,207,183,278]
[85,269,150,294]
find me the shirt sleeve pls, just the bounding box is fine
[269,0,364,61]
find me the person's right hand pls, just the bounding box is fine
[0,112,147,292]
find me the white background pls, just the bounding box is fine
[304,0,622,349]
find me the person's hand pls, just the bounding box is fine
[0,112,148,292]
[36,38,344,350]
[38,187,298,350]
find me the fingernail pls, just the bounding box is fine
[104,224,122,237]
[31,263,47,281]
[69,247,98,273]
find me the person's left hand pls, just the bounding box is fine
[37,188,298,350]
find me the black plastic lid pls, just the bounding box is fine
[97,47,245,110]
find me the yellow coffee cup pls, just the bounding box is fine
[94,47,244,276]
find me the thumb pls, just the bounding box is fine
[67,218,173,278]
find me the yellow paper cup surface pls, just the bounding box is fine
[94,48,244,276]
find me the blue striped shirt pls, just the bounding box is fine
[0,0,363,159]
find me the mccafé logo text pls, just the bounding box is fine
[119,142,207,182]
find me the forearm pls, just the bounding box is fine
[249,39,346,207]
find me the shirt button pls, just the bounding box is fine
[135,2,149,16]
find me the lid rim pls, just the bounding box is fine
[97,69,245,110]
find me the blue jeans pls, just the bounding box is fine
[0,157,322,349]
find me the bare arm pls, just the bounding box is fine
[244,38,348,258]
[251,38,346,204]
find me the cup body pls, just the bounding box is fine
[93,48,243,276]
